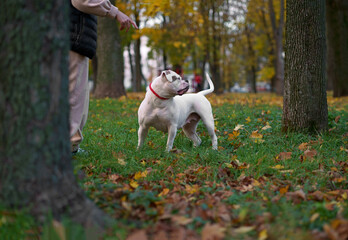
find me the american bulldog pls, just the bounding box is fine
[137,70,217,152]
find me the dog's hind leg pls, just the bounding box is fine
[201,114,218,150]
[183,113,201,147]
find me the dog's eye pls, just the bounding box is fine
[172,76,177,81]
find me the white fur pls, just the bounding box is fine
[137,70,218,152]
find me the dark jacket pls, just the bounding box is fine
[70,4,97,59]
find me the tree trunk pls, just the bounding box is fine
[91,55,98,94]
[282,0,328,132]
[245,27,257,93]
[0,0,109,229]
[326,0,348,97]
[94,16,126,98]
[135,37,143,91]
[127,43,136,92]
[210,1,222,94]
[269,0,285,95]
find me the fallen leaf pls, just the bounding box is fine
[126,230,148,240]
[234,124,244,131]
[233,226,255,234]
[172,215,193,225]
[271,165,284,170]
[134,170,148,180]
[286,190,306,203]
[158,188,170,197]
[310,213,320,222]
[298,143,309,151]
[261,125,272,131]
[185,184,199,194]
[250,131,263,139]
[279,185,289,194]
[304,149,317,160]
[130,180,139,189]
[323,224,339,240]
[118,158,126,166]
[228,131,240,140]
[52,220,66,240]
[258,229,268,240]
[335,116,340,123]
[277,152,292,160]
[153,231,168,240]
[202,223,225,240]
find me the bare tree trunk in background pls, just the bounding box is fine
[210,0,222,94]
[134,8,143,92]
[0,0,109,230]
[326,0,348,97]
[282,0,328,133]
[127,43,136,92]
[259,5,276,92]
[245,27,257,93]
[200,0,210,89]
[134,37,142,91]
[91,55,98,94]
[269,0,284,95]
[94,15,126,98]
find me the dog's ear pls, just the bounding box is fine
[162,70,181,83]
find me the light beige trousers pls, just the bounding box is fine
[69,51,89,152]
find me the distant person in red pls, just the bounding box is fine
[194,72,202,92]
[174,65,183,77]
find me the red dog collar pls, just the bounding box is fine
[149,82,169,100]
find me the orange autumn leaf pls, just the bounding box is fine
[185,184,199,194]
[304,149,317,160]
[158,188,170,197]
[250,131,263,138]
[277,152,292,160]
[228,131,240,140]
[298,142,309,151]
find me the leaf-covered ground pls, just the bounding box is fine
[70,93,348,240]
[1,93,347,240]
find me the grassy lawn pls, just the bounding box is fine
[1,93,347,239]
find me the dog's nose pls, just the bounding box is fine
[184,79,188,83]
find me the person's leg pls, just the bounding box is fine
[69,51,89,153]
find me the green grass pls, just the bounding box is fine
[72,93,347,239]
[2,93,347,239]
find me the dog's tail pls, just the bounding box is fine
[198,72,214,96]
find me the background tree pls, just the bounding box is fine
[0,0,108,229]
[268,0,284,95]
[282,0,328,132]
[94,2,126,98]
[326,0,348,97]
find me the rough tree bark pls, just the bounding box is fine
[282,0,328,132]
[94,13,126,98]
[326,0,348,97]
[0,0,109,230]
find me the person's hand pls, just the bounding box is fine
[116,10,138,32]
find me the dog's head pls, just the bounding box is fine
[160,70,189,96]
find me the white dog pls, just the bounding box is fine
[137,70,218,152]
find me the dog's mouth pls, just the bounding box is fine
[177,86,189,95]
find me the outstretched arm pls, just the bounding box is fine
[71,0,138,31]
